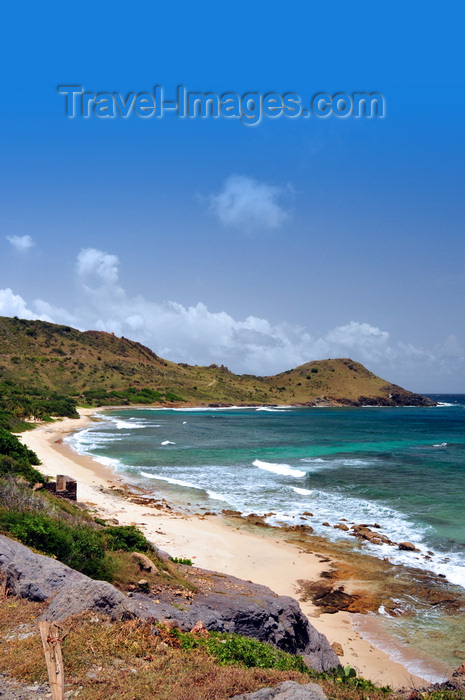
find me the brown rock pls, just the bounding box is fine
[131,552,157,573]
[452,663,465,677]
[398,542,417,551]
[351,526,393,546]
[333,523,349,532]
[331,642,344,656]
[416,587,460,611]
[190,620,209,637]
[286,524,314,534]
[453,650,465,660]
[322,522,330,527]
[302,581,359,614]
[244,514,268,527]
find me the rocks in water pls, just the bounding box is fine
[415,586,461,611]
[298,580,361,614]
[231,681,328,699]
[333,523,349,532]
[244,513,268,527]
[398,542,417,551]
[350,525,393,546]
[284,524,314,534]
[0,534,339,672]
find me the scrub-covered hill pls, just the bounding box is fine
[0,316,435,420]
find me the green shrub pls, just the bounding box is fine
[0,510,113,581]
[0,428,40,465]
[332,664,391,692]
[169,556,193,566]
[176,630,310,673]
[104,525,153,552]
[0,455,45,484]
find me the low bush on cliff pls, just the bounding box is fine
[0,504,158,581]
[0,427,44,484]
[0,509,114,580]
[0,462,155,582]
[175,629,310,673]
[103,524,153,552]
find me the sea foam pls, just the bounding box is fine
[139,472,228,503]
[140,472,195,488]
[253,459,306,478]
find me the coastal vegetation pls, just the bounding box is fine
[0,315,435,414]
[0,379,79,431]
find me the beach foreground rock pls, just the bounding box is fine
[231,680,328,699]
[0,534,339,672]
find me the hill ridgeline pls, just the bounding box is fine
[0,316,435,413]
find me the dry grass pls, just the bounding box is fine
[0,598,402,700]
[3,597,458,699]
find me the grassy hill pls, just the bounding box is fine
[0,316,435,417]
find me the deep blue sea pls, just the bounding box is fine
[68,395,465,589]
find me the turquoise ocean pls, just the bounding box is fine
[67,395,465,675]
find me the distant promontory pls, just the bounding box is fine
[0,316,436,417]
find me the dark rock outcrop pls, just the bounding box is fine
[134,569,338,670]
[231,681,328,699]
[0,535,338,672]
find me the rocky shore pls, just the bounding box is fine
[16,409,464,688]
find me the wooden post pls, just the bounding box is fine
[38,621,65,700]
[0,574,8,599]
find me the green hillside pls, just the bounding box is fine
[0,316,435,421]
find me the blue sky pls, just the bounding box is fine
[1,2,464,392]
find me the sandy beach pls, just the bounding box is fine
[19,409,441,690]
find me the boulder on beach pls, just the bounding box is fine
[0,534,339,672]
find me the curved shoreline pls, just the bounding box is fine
[19,408,451,689]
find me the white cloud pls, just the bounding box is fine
[0,289,38,319]
[32,299,78,327]
[1,248,463,386]
[6,235,35,251]
[208,175,289,231]
[76,248,121,289]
